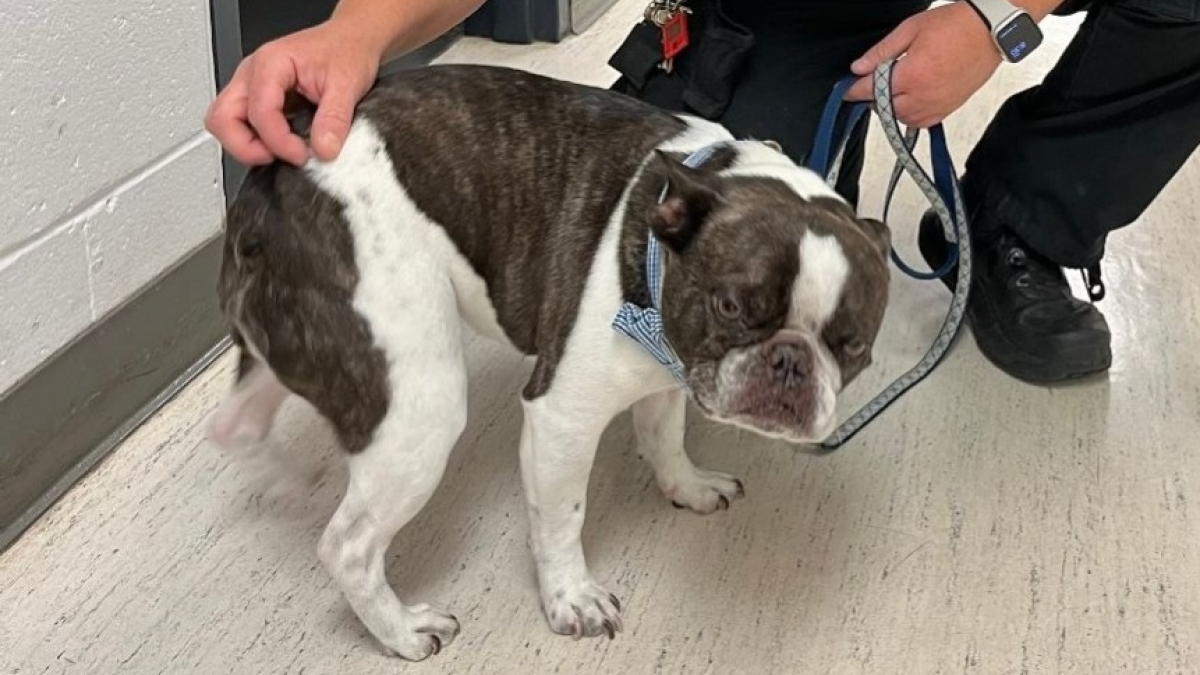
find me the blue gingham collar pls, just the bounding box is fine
[612,142,725,384]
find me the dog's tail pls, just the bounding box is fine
[212,166,284,449]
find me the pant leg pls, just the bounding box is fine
[715,15,916,206]
[612,0,929,206]
[964,0,1200,268]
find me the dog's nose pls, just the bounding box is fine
[768,340,807,385]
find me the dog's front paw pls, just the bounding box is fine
[542,580,623,640]
[377,605,461,661]
[662,468,745,514]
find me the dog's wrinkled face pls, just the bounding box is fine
[648,150,891,444]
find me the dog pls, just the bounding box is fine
[206,64,891,659]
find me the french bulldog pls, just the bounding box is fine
[207,64,890,659]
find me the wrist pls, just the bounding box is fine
[1009,0,1061,22]
[960,0,1047,62]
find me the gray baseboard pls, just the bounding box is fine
[0,238,229,552]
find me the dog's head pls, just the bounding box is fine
[647,143,891,444]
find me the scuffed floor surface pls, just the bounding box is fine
[3,3,1197,673]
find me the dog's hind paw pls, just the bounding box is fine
[376,606,461,661]
[542,581,623,640]
[662,468,745,514]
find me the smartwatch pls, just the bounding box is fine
[962,0,1044,63]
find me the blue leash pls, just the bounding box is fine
[808,61,972,451]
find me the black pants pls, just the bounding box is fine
[612,0,1200,269]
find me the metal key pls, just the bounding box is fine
[644,0,671,25]
[646,0,690,73]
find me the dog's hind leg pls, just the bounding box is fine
[319,424,464,660]
[206,346,291,449]
[316,280,469,661]
[632,388,744,514]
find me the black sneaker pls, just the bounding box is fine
[918,210,1112,383]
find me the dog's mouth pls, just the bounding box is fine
[692,401,835,445]
[686,351,838,444]
[726,383,833,443]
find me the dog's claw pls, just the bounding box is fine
[544,582,623,640]
[393,606,459,660]
[572,607,584,640]
[662,469,745,514]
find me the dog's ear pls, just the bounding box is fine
[648,150,722,252]
[855,217,891,258]
[811,196,892,259]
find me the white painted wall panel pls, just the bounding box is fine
[1,0,218,253]
[85,138,223,319]
[0,0,224,394]
[0,228,92,392]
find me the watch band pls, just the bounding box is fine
[963,0,1025,30]
[962,0,1043,63]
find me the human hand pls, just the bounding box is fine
[843,2,1002,128]
[204,20,383,166]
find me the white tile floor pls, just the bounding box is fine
[3,3,1199,674]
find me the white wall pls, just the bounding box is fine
[0,0,225,393]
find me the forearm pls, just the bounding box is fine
[328,0,487,59]
[999,0,1063,22]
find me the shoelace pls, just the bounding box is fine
[1003,236,1104,303]
[1082,262,1105,302]
[1003,240,1053,294]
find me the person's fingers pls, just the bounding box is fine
[842,75,875,102]
[227,134,276,166]
[204,64,275,165]
[890,57,950,127]
[851,19,918,75]
[309,79,363,162]
[892,94,935,128]
[205,88,275,165]
[246,51,309,166]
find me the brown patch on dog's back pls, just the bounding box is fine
[347,65,691,400]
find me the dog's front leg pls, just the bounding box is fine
[632,388,745,514]
[518,396,623,639]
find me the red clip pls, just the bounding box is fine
[660,11,689,60]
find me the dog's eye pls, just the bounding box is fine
[713,294,742,321]
[843,339,868,357]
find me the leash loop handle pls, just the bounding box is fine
[808,61,974,451]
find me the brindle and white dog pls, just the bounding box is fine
[207,64,890,660]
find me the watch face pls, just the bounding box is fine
[995,14,1043,63]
